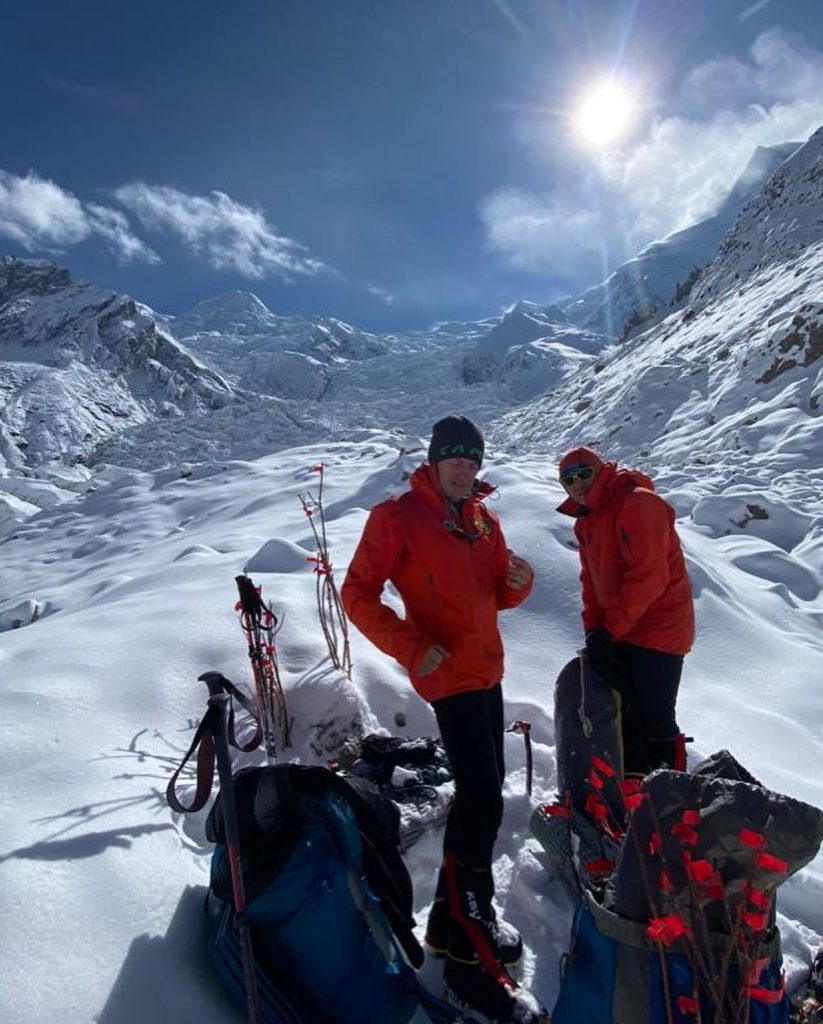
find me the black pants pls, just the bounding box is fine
[433,684,504,871]
[609,643,683,776]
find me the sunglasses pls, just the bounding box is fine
[560,465,594,487]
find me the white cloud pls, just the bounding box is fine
[481,29,823,279]
[86,204,161,265]
[679,57,756,116]
[0,169,158,263]
[366,283,394,304]
[479,188,607,283]
[0,171,89,249]
[115,184,327,280]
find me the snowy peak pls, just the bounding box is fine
[460,300,601,398]
[170,292,389,385]
[725,142,801,207]
[0,258,234,469]
[171,290,276,334]
[0,257,72,303]
[475,299,602,357]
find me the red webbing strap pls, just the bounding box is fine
[740,827,766,850]
[747,976,785,1004]
[745,951,786,1003]
[754,851,788,874]
[539,802,570,818]
[647,914,691,945]
[584,857,614,876]
[165,705,219,813]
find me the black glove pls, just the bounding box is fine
[585,629,615,677]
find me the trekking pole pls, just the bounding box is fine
[194,671,262,1024]
[199,671,262,1024]
[507,720,533,796]
[235,573,291,759]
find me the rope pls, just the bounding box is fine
[299,463,352,678]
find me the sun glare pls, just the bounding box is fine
[575,80,635,147]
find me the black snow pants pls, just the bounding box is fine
[432,683,505,871]
[609,642,684,777]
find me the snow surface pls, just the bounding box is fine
[1,437,822,1024]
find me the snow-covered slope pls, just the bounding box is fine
[694,127,823,306]
[560,141,800,340]
[0,258,234,470]
[474,300,604,357]
[0,439,820,1024]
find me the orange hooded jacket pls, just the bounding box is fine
[558,462,694,655]
[341,463,532,703]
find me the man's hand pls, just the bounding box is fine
[506,551,533,590]
[585,629,615,676]
[416,643,450,677]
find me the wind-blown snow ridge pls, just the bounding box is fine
[560,141,800,340]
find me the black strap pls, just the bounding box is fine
[224,676,262,753]
[166,674,260,812]
[166,705,220,813]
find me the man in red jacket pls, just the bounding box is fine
[557,446,694,777]
[342,416,546,1024]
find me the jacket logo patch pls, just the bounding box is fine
[473,508,492,537]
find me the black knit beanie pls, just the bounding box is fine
[427,415,484,467]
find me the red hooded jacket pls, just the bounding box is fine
[341,463,532,702]
[558,462,694,655]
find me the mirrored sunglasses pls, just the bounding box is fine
[560,465,594,487]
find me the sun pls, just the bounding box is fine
[575,80,635,147]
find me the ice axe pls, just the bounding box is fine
[507,719,533,796]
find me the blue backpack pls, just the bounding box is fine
[206,765,463,1024]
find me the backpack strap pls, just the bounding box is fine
[338,816,466,1022]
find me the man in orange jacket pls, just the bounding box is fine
[342,415,545,1024]
[557,446,694,778]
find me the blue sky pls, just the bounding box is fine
[3,0,823,331]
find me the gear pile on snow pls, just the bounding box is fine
[533,655,823,1024]
[335,733,454,851]
[791,947,823,1023]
